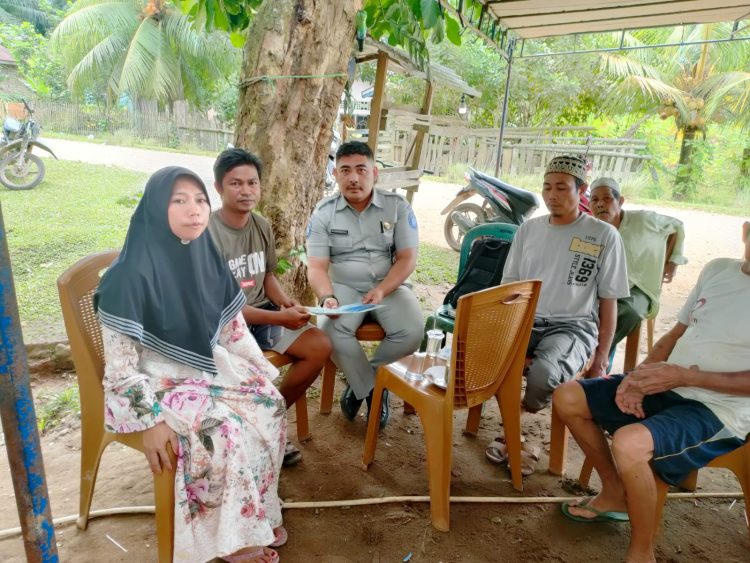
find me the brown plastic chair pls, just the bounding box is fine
[362,280,541,531]
[654,442,750,539]
[319,321,415,414]
[58,250,175,563]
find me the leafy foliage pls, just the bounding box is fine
[178,0,461,67]
[0,0,51,31]
[596,24,750,199]
[50,0,241,106]
[0,22,70,99]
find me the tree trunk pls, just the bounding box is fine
[672,126,698,201]
[739,145,750,192]
[235,0,361,301]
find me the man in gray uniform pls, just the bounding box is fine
[307,141,423,427]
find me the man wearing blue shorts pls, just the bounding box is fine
[553,221,750,563]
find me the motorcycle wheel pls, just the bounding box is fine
[443,202,486,252]
[0,152,45,190]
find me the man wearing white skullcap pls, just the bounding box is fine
[589,177,687,364]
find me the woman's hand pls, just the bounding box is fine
[142,421,179,474]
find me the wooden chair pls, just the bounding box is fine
[362,281,541,531]
[58,250,175,563]
[319,321,417,415]
[262,351,313,442]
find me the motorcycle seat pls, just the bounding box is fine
[473,169,538,207]
[3,116,21,134]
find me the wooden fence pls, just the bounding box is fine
[375,109,651,181]
[27,100,233,152]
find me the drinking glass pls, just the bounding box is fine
[425,329,443,357]
[405,352,426,381]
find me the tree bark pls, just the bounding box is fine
[672,126,698,201]
[740,145,750,192]
[235,0,361,301]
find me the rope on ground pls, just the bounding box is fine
[0,491,743,540]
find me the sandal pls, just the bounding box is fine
[486,437,540,476]
[269,526,287,548]
[282,442,302,467]
[485,437,508,464]
[519,444,541,476]
[221,546,279,562]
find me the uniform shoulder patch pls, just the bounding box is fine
[408,208,418,230]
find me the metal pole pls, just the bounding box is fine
[494,39,515,177]
[0,203,58,563]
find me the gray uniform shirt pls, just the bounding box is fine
[306,189,419,293]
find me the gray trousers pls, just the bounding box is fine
[319,284,424,400]
[524,318,598,411]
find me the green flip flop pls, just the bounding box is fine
[561,498,630,523]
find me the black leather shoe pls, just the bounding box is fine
[340,384,363,421]
[366,389,390,428]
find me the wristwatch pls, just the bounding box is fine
[319,294,338,307]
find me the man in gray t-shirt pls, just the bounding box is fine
[208,148,333,466]
[502,156,629,412]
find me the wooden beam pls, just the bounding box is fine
[409,81,434,170]
[367,52,389,153]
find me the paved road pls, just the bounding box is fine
[42,137,221,206]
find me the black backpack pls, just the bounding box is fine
[443,237,512,312]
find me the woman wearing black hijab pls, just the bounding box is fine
[96,167,285,563]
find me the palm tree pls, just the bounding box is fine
[50,0,241,107]
[0,0,50,29]
[599,24,750,200]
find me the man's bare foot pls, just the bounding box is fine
[567,490,627,520]
[624,547,657,563]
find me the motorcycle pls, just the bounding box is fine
[442,168,540,251]
[0,99,57,190]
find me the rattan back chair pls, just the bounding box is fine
[362,280,541,531]
[58,250,175,563]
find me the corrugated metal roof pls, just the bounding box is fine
[485,1,750,39]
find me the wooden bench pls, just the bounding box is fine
[375,166,423,204]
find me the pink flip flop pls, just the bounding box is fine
[270,526,288,548]
[221,547,279,563]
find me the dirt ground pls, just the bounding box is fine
[1,175,749,562]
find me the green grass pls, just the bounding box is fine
[414,242,459,286]
[36,385,80,434]
[1,160,147,325]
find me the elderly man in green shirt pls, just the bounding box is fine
[589,177,687,359]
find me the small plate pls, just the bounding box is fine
[425,365,448,389]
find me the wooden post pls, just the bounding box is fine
[367,52,389,153]
[408,80,434,169]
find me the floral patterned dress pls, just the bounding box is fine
[102,313,287,563]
